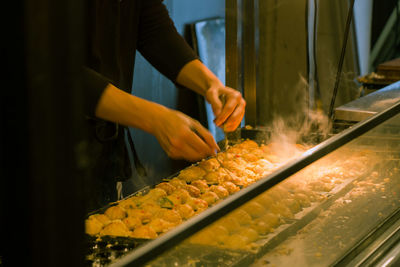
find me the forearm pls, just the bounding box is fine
[94,83,219,161]
[176,59,223,96]
[95,83,167,134]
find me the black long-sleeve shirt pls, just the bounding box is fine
[83,0,198,208]
[84,0,198,116]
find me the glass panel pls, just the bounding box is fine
[84,136,308,266]
[144,111,400,267]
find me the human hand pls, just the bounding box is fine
[94,84,219,161]
[175,59,245,132]
[151,108,219,162]
[205,84,246,132]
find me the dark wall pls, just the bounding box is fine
[371,0,398,48]
[125,0,225,192]
[2,1,87,266]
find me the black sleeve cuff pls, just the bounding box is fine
[83,67,110,117]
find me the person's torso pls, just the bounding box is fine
[87,0,141,91]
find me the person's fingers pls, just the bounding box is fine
[162,124,217,162]
[190,123,220,153]
[169,143,207,162]
[206,88,223,117]
[154,108,223,162]
[222,98,246,132]
[160,133,205,162]
[214,90,243,127]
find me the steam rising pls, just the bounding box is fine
[262,75,331,160]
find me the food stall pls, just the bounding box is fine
[81,0,400,265]
[83,81,400,266]
[4,1,400,266]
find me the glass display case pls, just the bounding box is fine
[84,82,400,267]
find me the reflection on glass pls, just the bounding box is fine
[146,113,400,267]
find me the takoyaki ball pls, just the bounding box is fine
[91,214,111,226]
[99,220,131,237]
[141,188,167,205]
[186,197,208,212]
[208,223,229,237]
[254,194,274,208]
[280,198,301,214]
[220,168,240,182]
[229,176,253,187]
[177,166,206,182]
[251,212,280,234]
[281,179,307,191]
[203,170,224,184]
[294,193,311,207]
[241,153,259,163]
[267,186,289,200]
[188,229,217,246]
[200,191,220,205]
[126,209,152,224]
[220,181,240,194]
[122,216,142,230]
[219,217,241,234]
[216,152,235,162]
[198,158,220,172]
[251,218,273,235]
[175,203,195,220]
[248,148,265,159]
[147,218,174,233]
[140,202,162,215]
[260,212,280,228]
[185,184,201,198]
[233,156,249,166]
[85,216,104,235]
[131,225,158,239]
[276,185,291,196]
[241,169,258,181]
[105,205,126,220]
[210,225,230,245]
[269,203,294,219]
[169,177,187,189]
[230,209,252,225]
[226,146,245,155]
[309,192,326,202]
[256,159,274,170]
[222,160,245,175]
[170,188,191,204]
[237,140,259,150]
[246,163,265,177]
[190,179,209,193]
[241,202,266,218]
[295,187,317,201]
[156,182,176,195]
[308,180,335,192]
[209,185,229,199]
[223,234,250,250]
[238,227,259,242]
[118,196,140,210]
[165,194,182,206]
[155,209,182,225]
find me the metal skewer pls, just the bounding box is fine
[214,154,235,181]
